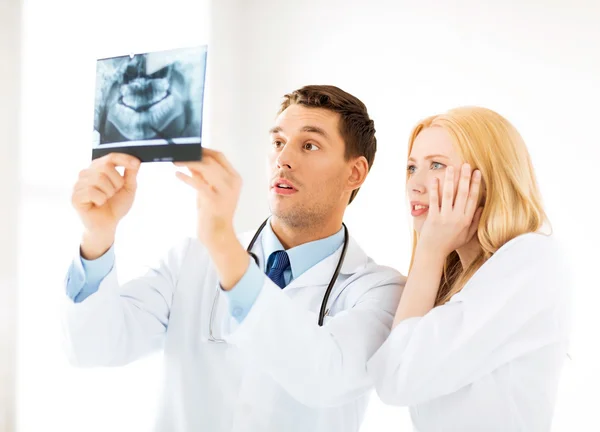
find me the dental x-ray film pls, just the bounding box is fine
[92,45,207,162]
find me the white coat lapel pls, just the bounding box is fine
[284,236,368,290]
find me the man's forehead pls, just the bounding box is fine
[272,105,339,132]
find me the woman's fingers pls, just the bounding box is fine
[464,170,482,218]
[429,177,440,216]
[466,206,483,241]
[453,164,472,213]
[440,166,455,214]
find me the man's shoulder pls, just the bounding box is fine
[359,260,407,289]
[340,253,405,309]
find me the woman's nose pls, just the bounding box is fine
[409,171,428,194]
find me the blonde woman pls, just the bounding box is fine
[367,107,572,432]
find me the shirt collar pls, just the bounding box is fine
[261,218,345,280]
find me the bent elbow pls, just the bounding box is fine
[372,373,414,406]
[368,355,427,406]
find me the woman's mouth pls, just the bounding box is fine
[411,204,429,217]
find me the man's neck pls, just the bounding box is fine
[270,216,343,250]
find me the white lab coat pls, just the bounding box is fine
[62,231,405,432]
[367,232,572,432]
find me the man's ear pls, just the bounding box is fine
[347,156,369,190]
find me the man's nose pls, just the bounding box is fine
[276,142,296,170]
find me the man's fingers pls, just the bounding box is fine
[173,161,199,169]
[123,167,139,191]
[74,186,108,208]
[91,171,118,198]
[175,171,214,195]
[97,164,126,191]
[175,170,195,188]
[175,159,228,191]
[93,153,140,170]
[174,149,238,181]
[86,153,139,191]
[202,148,237,176]
[88,187,109,207]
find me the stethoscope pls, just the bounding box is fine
[208,217,350,343]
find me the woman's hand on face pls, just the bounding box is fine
[419,163,483,257]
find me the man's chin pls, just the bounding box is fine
[270,202,299,220]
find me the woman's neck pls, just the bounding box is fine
[456,236,482,268]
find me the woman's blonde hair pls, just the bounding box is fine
[407,106,551,306]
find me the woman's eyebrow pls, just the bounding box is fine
[407,154,450,162]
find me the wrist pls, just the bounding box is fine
[204,222,237,254]
[209,237,250,291]
[81,228,116,260]
[415,241,448,264]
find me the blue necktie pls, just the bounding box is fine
[266,250,290,289]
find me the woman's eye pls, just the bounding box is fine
[407,162,444,174]
[304,143,319,151]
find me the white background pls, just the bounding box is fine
[13,0,600,431]
[1,0,21,429]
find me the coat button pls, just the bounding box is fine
[232,307,244,318]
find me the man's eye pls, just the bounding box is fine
[304,143,319,151]
[273,140,284,148]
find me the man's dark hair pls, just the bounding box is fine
[278,85,376,204]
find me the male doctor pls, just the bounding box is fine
[63,85,406,432]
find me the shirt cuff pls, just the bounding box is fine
[222,260,265,322]
[81,244,116,281]
[65,244,116,303]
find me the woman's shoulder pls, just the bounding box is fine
[491,231,564,264]
[454,231,571,304]
[472,230,571,293]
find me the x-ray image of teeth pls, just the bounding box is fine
[92,45,207,158]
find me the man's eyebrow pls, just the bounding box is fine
[268,125,329,139]
[407,154,450,162]
[300,125,329,139]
